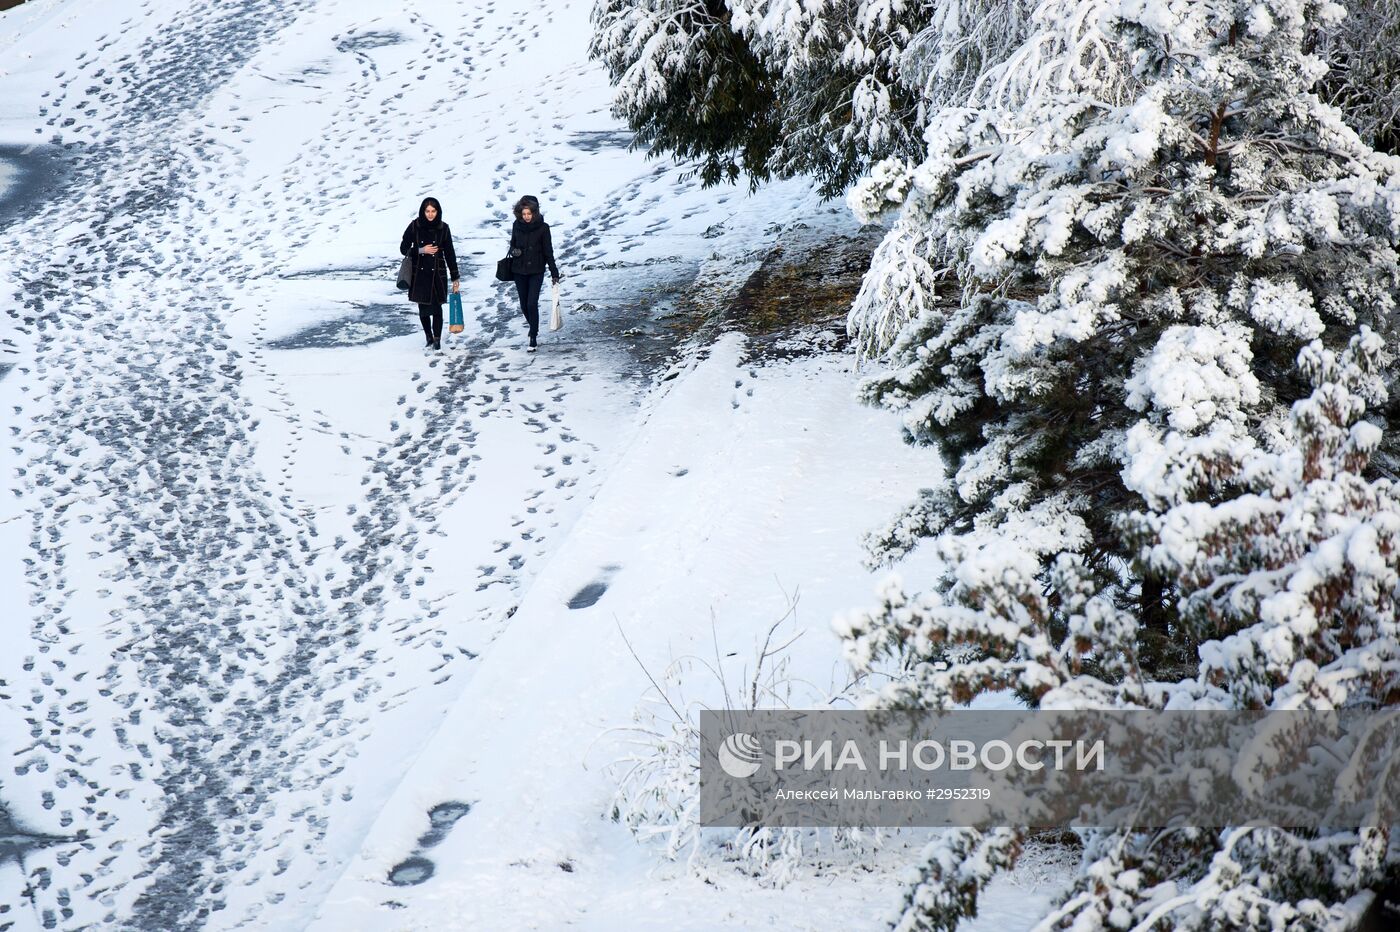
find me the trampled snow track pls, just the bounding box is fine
[0,1,515,928]
[0,0,833,928]
[0,2,357,927]
[0,1,659,928]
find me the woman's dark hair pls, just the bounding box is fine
[512,195,543,221]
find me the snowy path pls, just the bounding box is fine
[2,3,353,928]
[0,0,853,929]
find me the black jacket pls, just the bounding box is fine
[401,219,459,305]
[509,219,559,279]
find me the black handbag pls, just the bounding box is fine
[397,220,419,291]
[495,227,516,282]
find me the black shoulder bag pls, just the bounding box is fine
[397,220,419,291]
[495,226,515,282]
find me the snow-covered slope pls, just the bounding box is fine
[0,1,1068,929]
[304,335,929,930]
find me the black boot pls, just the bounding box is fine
[434,339,442,351]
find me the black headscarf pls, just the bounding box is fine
[418,196,444,228]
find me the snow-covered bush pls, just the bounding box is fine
[606,608,885,884]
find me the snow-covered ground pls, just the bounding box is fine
[0,0,1069,929]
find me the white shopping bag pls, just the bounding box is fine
[549,280,563,332]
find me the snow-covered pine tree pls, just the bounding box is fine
[845,0,1135,354]
[846,0,1400,678]
[1017,328,1398,931]
[898,0,1036,114]
[587,0,1396,202]
[1316,0,1400,154]
[589,0,932,195]
[724,0,929,193]
[836,0,1400,926]
[841,314,1400,932]
[588,0,787,189]
[1126,327,1400,714]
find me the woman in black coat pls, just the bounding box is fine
[507,195,561,352]
[400,196,460,351]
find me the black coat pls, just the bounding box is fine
[509,219,559,279]
[401,220,459,305]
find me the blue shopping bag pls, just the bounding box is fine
[448,292,464,334]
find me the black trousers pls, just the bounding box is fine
[513,272,544,340]
[418,302,442,342]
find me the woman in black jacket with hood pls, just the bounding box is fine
[400,196,460,350]
[507,195,561,352]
